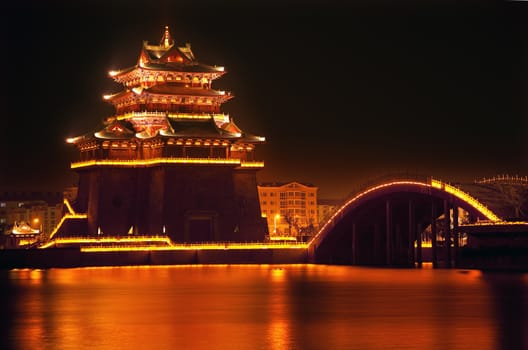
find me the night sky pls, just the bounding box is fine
[2,0,528,198]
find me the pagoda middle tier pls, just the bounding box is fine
[68,27,264,169]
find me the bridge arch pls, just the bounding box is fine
[308,178,501,266]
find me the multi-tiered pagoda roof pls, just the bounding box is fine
[68,26,264,169]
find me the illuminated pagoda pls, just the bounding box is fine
[63,26,267,242]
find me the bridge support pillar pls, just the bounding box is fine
[431,200,438,268]
[444,200,451,268]
[453,205,459,268]
[416,222,422,267]
[408,200,415,267]
[351,223,357,265]
[386,199,392,266]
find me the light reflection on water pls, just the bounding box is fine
[1,265,527,350]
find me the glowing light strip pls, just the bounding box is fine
[42,236,307,251]
[71,158,242,169]
[81,242,308,252]
[48,236,172,245]
[45,214,89,242]
[414,241,433,248]
[239,162,264,168]
[116,112,224,121]
[310,181,432,247]
[63,198,75,215]
[269,236,297,241]
[459,221,528,227]
[310,179,502,247]
[431,179,500,221]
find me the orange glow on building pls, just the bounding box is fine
[258,182,318,240]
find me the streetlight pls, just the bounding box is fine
[32,218,42,233]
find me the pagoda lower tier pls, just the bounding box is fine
[72,164,267,242]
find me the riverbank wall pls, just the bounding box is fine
[0,248,308,269]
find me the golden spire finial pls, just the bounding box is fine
[160,25,173,48]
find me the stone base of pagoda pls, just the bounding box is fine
[74,164,268,242]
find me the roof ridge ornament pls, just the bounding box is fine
[160,26,173,48]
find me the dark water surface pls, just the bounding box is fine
[1,265,527,350]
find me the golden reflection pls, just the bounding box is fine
[270,267,286,282]
[4,265,503,350]
[266,266,292,350]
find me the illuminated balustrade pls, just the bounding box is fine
[310,179,502,247]
[431,179,500,221]
[459,220,528,227]
[239,161,264,168]
[80,241,308,252]
[45,213,89,242]
[72,158,237,168]
[115,111,226,121]
[41,235,307,251]
[71,158,264,169]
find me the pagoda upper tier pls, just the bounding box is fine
[106,26,229,115]
[67,26,264,170]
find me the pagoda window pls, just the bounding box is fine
[180,105,192,113]
[167,145,184,157]
[176,75,182,81]
[186,147,209,158]
[157,75,164,82]
[212,147,226,158]
[148,75,155,82]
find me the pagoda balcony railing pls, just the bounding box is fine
[115,111,228,120]
[71,157,264,169]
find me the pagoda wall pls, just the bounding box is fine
[73,165,267,241]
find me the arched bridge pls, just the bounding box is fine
[308,176,528,267]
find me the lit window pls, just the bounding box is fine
[0,203,5,207]
[0,218,5,223]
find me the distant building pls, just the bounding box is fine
[317,199,342,227]
[0,191,63,248]
[258,182,318,241]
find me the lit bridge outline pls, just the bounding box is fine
[307,176,528,266]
